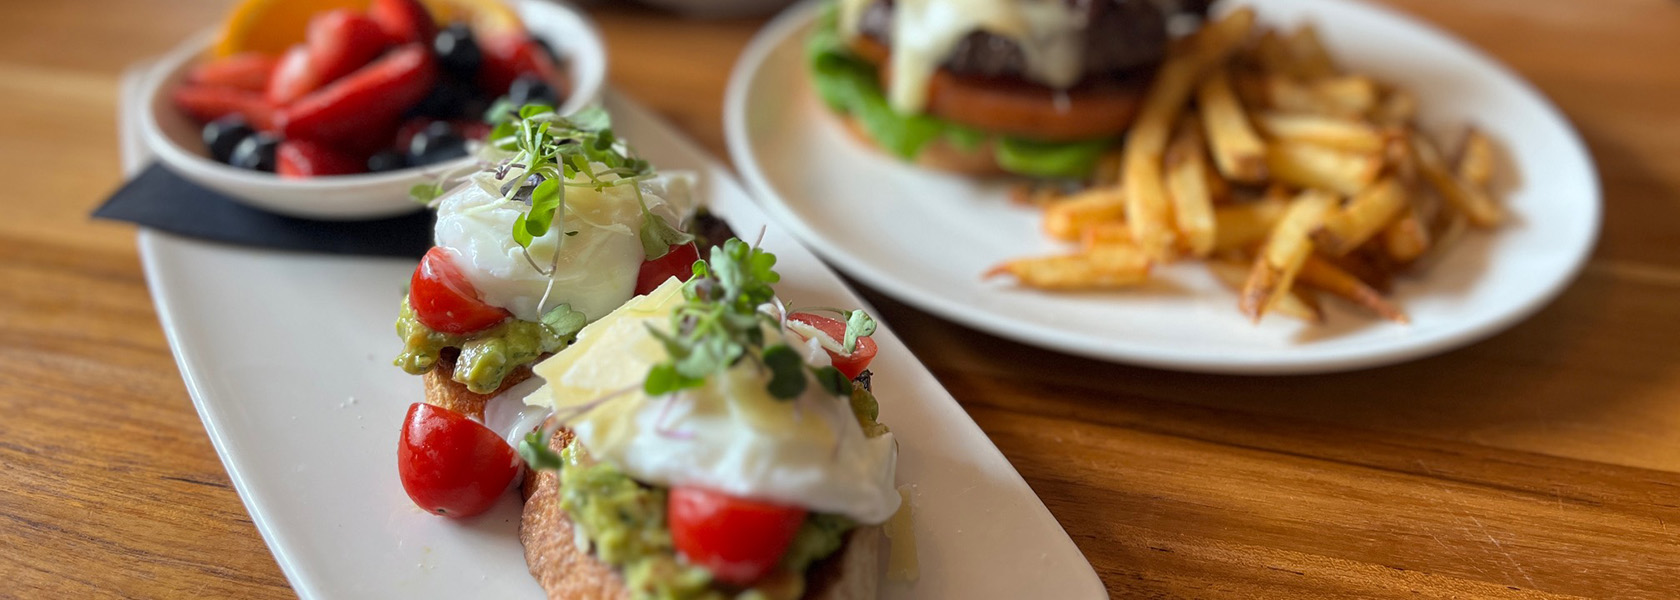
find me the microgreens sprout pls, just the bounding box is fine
[411,103,694,279]
[642,238,864,401]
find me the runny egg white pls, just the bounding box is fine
[432,171,694,322]
[525,279,902,524]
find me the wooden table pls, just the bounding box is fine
[3,0,1677,597]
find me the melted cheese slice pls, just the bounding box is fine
[526,279,901,524]
[838,0,1089,113]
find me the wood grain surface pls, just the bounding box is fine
[2,0,1678,598]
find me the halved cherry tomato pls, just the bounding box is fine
[410,246,510,334]
[397,402,520,518]
[633,243,700,296]
[668,487,807,586]
[788,312,878,380]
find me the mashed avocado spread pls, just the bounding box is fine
[554,387,889,600]
[394,297,571,394]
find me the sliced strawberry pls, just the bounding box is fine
[369,0,436,45]
[276,139,366,178]
[278,44,438,146]
[266,44,324,105]
[173,85,276,131]
[477,34,559,96]
[187,52,277,92]
[307,10,391,84]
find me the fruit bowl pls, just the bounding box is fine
[138,0,605,220]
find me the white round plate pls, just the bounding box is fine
[724,0,1600,374]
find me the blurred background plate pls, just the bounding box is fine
[724,0,1600,375]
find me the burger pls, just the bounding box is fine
[808,0,1211,178]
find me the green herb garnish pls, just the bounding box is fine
[414,104,693,266]
[642,238,862,400]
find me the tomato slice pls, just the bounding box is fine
[668,487,807,586]
[397,402,520,518]
[410,246,510,335]
[787,312,878,380]
[633,242,701,296]
[848,36,1145,142]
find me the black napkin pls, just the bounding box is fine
[93,163,434,258]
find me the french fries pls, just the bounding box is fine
[1254,112,1385,153]
[1285,24,1337,79]
[1411,132,1504,227]
[1298,255,1408,323]
[1043,188,1125,241]
[1380,204,1432,263]
[985,245,1151,290]
[1310,175,1406,255]
[1166,117,1218,256]
[1456,128,1496,189]
[1212,194,1289,252]
[1239,190,1335,321]
[1266,140,1381,195]
[993,13,1509,329]
[1122,6,1256,259]
[1208,259,1323,323]
[1197,66,1269,182]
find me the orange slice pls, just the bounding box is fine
[423,0,523,37]
[213,0,368,58]
[211,0,523,58]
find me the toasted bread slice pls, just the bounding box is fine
[519,430,881,600]
[422,349,538,421]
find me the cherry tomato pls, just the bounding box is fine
[787,312,878,380]
[668,487,807,586]
[633,242,701,295]
[397,402,520,518]
[410,246,510,334]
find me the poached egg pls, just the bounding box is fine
[432,172,694,322]
[524,279,902,524]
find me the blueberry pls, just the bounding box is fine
[507,75,559,108]
[433,24,482,81]
[408,78,474,119]
[202,115,254,164]
[408,121,468,166]
[367,151,409,173]
[229,133,279,172]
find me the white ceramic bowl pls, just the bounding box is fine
[138,0,605,220]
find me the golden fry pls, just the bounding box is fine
[1239,190,1336,321]
[1298,255,1408,323]
[1042,188,1124,242]
[985,245,1151,290]
[1456,127,1496,189]
[1196,67,1269,182]
[1122,7,1256,259]
[1380,202,1431,263]
[1285,24,1337,79]
[1212,195,1290,252]
[1080,221,1133,251]
[1409,211,1470,273]
[1265,141,1382,196]
[1166,116,1217,256]
[1411,133,1504,227]
[1248,30,1297,76]
[1207,259,1324,323]
[1310,76,1378,114]
[1311,175,1407,256]
[1372,89,1419,126]
[1254,111,1385,153]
